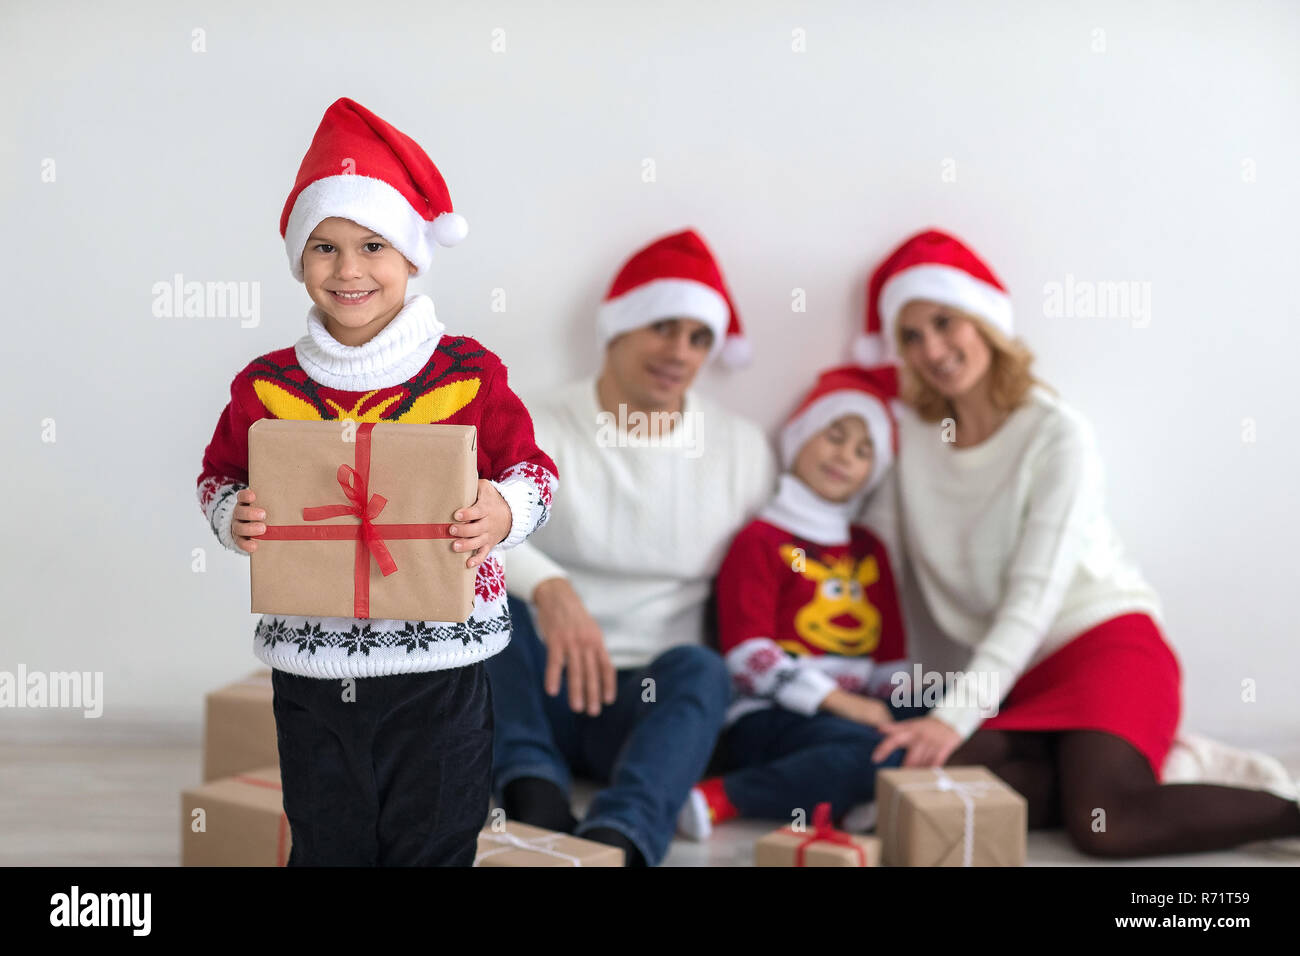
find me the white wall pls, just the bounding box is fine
[2,0,1296,746]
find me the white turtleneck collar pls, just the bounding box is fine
[757,473,866,546]
[294,293,446,390]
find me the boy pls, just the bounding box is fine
[197,98,558,865]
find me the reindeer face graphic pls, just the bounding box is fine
[778,543,882,656]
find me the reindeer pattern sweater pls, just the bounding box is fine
[197,293,558,678]
[718,474,910,726]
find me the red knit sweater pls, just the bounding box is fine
[197,330,557,678]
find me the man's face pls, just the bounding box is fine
[300,216,417,346]
[604,317,715,407]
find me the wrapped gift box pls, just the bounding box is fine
[876,766,1027,866]
[248,420,477,622]
[754,803,880,866]
[202,669,276,782]
[474,820,624,867]
[181,765,290,866]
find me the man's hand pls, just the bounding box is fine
[870,715,963,767]
[819,688,896,730]
[448,479,512,570]
[532,578,617,716]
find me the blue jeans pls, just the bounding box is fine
[485,595,731,866]
[718,700,932,821]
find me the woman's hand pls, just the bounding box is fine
[820,688,896,730]
[448,479,512,569]
[871,715,963,767]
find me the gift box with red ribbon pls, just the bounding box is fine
[754,802,881,866]
[248,420,478,622]
[181,766,291,867]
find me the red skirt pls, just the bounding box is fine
[978,612,1182,782]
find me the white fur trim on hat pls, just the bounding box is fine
[720,334,753,368]
[285,174,439,282]
[851,333,887,367]
[431,211,468,247]
[877,263,1013,354]
[596,277,731,361]
[780,392,895,498]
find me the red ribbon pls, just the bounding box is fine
[792,802,867,867]
[234,774,290,867]
[258,422,455,618]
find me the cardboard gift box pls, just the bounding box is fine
[248,420,478,622]
[754,802,881,866]
[181,765,290,866]
[474,820,625,867]
[876,766,1027,866]
[202,669,277,782]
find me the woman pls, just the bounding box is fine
[858,228,1300,857]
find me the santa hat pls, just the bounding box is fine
[779,364,900,497]
[280,97,467,283]
[596,229,751,368]
[856,228,1012,364]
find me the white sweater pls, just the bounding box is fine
[861,385,1162,738]
[501,377,778,669]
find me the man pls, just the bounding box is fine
[490,228,778,866]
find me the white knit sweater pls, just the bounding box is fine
[501,377,778,669]
[861,385,1162,738]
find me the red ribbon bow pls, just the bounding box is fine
[259,422,456,618]
[792,802,867,866]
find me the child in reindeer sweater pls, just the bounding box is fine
[196,98,558,866]
[678,365,925,838]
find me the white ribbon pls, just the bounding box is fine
[888,768,999,866]
[472,829,586,867]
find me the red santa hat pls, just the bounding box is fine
[596,228,751,368]
[779,364,900,496]
[856,228,1013,364]
[279,97,467,283]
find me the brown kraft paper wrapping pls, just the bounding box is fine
[876,766,1028,866]
[248,420,477,622]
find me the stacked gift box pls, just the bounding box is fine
[181,669,287,866]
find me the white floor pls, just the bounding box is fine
[1,726,1297,867]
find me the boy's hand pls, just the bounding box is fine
[232,488,267,553]
[820,687,896,730]
[448,479,511,569]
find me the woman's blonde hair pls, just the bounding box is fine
[897,307,1048,423]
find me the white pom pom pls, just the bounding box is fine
[852,333,887,367]
[431,211,468,247]
[720,334,753,368]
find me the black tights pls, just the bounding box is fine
[948,728,1300,858]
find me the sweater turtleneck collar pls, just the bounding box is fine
[757,472,863,546]
[294,293,445,391]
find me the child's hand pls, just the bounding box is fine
[232,488,267,553]
[820,688,896,730]
[448,479,511,570]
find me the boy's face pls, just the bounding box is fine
[301,216,417,347]
[792,414,875,503]
[603,317,714,408]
